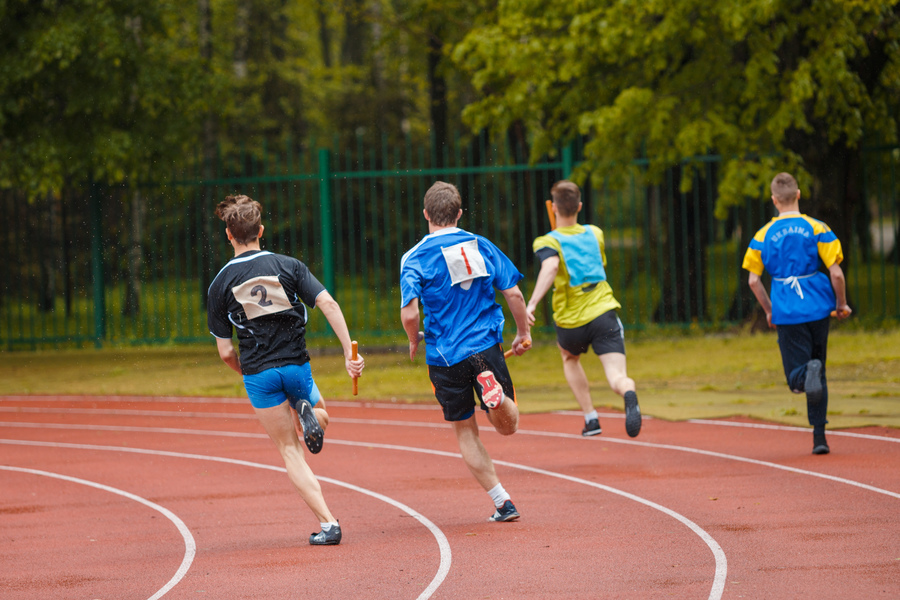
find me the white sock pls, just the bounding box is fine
[584,410,598,424]
[320,522,337,532]
[487,483,510,507]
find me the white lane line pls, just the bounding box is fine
[684,419,900,443]
[0,395,248,405]
[0,407,257,419]
[0,439,451,600]
[0,431,727,600]
[0,464,195,600]
[3,400,897,445]
[323,439,728,600]
[3,418,898,499]
[514,429,900,500]
[0,396,441,411]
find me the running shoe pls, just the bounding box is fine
[297,399,324,454]
[805,359,824,405]
[488,499,520,522]
[476,370,505,409]
[812,433,830,455]
[582,418,602,437]
[309,523,342,545]
[624,391,641,438]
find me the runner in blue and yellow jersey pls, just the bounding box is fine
[400,181,532,523]
[525,181,642,438]
[742,172,852,455]
[208,194,365,545]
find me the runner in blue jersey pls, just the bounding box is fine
[208,194,365,545]
[400,181,532,522]
[742,173,852,455]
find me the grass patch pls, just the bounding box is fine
[1,328,899,430]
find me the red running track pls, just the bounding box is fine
[1,394,898,599]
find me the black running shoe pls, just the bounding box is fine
[812,433,830,455]
[582,418,602,437]
[309,523,342,545]
[297,399,324,454]
[624,391,641,438]
[805,359,823,405]
[488,499,520,522]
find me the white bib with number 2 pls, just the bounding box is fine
[441,239,488,290]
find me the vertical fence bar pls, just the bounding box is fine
[318,148,335,296]
[89,184,106,347]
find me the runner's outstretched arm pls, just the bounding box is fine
[748,272,774,328]
[401,298,422,361]
[500,285,532,355]
[525,255,559,326]
[317,291,365,378]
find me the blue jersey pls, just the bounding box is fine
[742,213,843,325]
[400,227,523,367]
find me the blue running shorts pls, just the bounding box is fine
[243,363,322,410]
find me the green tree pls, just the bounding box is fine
[454,0,900,319]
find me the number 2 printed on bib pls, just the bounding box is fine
[440,239,488,290]
[231,276,294,319]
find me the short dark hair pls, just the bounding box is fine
[215,194,261,244]
[771,172,799,203]
[424,181,462,226]
[551,180,581,217]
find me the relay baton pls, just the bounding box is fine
[351,340,359,396]
[830,308,850,318]
[545,200,557,230]
[504,339,532,358]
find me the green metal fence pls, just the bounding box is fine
[1,136,898,350]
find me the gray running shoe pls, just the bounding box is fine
[297,399,324,454]
[488,499,520,522]
[624,391,641,438]
[309,523,342,545]
[582,418,602,437]
[805,359,824,405]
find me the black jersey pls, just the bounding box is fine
[207,250,326,375]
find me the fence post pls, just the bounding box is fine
[89,184,106,347]
[562,142,575,178]
[318,148,336,295]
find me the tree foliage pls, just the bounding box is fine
[0,0,209,196]
[454,0,900,216]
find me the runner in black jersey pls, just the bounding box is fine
[207,194,365,546]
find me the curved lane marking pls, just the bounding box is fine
[3,420,898,499]
[3,400,899,445]
[1,434,727,600]
[0,440,450,600]
[0,464,195,600]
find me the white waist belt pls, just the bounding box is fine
[773,272,817,299]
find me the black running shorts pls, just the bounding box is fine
[555,310,626,357]
[427,344,517,421]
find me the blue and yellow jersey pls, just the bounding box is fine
[533,224,621,328]
[742,213,843,325]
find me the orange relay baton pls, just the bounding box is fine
[545,200,557,230]
[504,339,532,358]
[351,340,359,396]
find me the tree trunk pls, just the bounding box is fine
[38,193,60,313]
[317,1,332,68]
[427,28,448,167]
[123,188,144,317]
[199,0,217,307]
[652,165,713,324]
